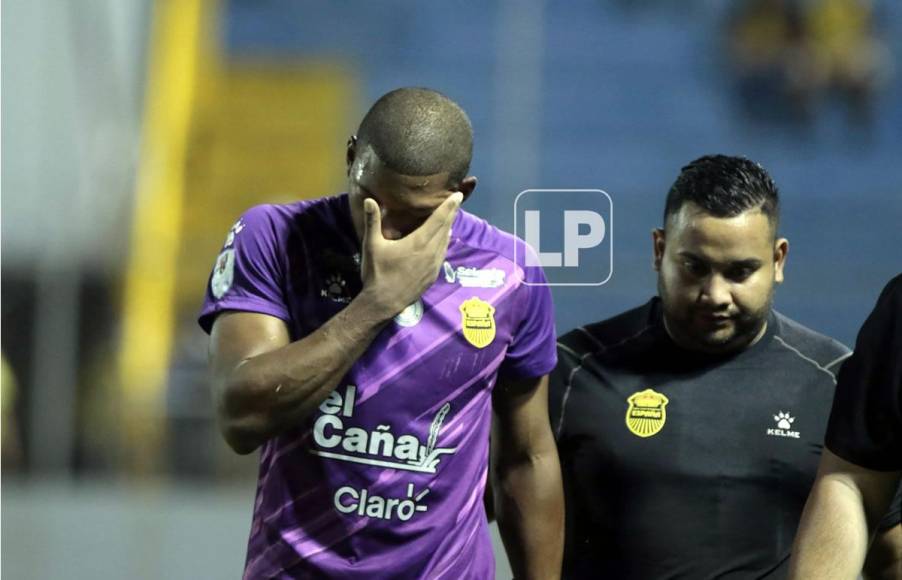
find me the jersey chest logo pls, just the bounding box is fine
[625,388,669,438]
[767,411,800,439]
[459,297,496,348]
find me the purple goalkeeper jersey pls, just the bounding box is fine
[199,194,557,579]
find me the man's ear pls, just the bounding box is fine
[346,135,357,176]
[774,237,789,284]
[456,176,478,201]
[652,228,666,271]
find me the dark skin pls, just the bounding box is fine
[208,136,564,580]
[209,141,464,454]
[491,375,565,580]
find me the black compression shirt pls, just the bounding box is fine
[550,298,860,579]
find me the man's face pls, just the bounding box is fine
[347,144,474,241]
[653,202,788,354]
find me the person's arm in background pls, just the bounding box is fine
[209,195,461,454]
[492,374,565,580]
[863,480,902,580]
[790,275,902,579]
[864,520,902,580]
[788,449,901,579]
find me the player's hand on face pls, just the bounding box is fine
[361,192,463,315]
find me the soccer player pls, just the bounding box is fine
[199,88,564,579]
[549,155,901,578]
[789,274,902,579]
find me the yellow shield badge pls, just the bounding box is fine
[459,297,496,348]
[625,388,669,438]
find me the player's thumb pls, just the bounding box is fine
[434,191,464,232]
[362,198,383,245]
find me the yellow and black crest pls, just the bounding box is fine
[625,388,669,438]
[459,297,496,348]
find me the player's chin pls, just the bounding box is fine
[692,326,739,350]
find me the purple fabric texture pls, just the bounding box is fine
[199,194,556,579]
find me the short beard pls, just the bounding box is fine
[658,277,773,355]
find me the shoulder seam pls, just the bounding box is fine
[554,325,653,439]
[824,351,853,370]
[773,335,839,384]
[577,326,606,350]
[557,341,580,360]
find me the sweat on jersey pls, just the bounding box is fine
[198,194,557,579]
[550,298,854,580]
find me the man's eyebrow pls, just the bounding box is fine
[676,252,762,269]
[729,259,763,269]
[677,251,705,261]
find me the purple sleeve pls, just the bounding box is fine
[499,246,558,379]
[197,205,292,334]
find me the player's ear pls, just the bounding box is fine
[346,135,358,176]
[652,228,666,271]
[456,176,477,201]
[773,237,789,284]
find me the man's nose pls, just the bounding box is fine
[699,274,732,307]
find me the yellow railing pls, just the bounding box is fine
[119,0,354,474]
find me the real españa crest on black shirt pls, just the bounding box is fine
[625,388,669,438]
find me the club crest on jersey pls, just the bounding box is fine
[211,249,235,299]
[460,297,496,348]
[625,388,669,438]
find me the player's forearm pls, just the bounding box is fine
[863,524,902,580]
[788,475,871,579]
[494,450,565,580]
[789,450,901,580]
[217,289,393,453]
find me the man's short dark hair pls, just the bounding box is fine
[356,87,473,186]
[664,155,780,231]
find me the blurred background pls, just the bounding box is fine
[2,0,900,578]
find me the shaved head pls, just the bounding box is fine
[356,87,473,185]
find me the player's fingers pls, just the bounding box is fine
[362,198,383,247]
[415,192,463,242]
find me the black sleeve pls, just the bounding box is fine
[877,481,902,531]
[825,275,902,471]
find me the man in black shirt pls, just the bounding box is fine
[789,274,902,579]
[550,155,901,578]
